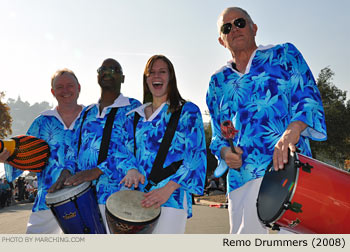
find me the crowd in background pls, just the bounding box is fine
[0,176,37,208]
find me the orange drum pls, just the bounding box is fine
[257,152,350,234]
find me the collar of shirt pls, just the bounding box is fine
[40,106,84,130]
[93,93,130,118]
[227,44,275,76]
[127,102,168,122]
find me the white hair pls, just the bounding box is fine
[217,7,255,34]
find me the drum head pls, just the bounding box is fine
[106,190,160,224]
[257,151,298,224]
[46,181,91,205]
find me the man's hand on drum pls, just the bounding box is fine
[48,169,72,193]
[120,169,145,189]
[141,181,180,209]
[221,146,243,169]
[0,148,10,163]
[64,168,103,186]
[273,121,307,171]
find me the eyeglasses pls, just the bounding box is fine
[97,66,122,75]
[220,18,247,35]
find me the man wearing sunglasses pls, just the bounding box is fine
[206,7,327,234]
[60,58,141,233]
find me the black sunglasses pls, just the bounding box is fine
[221,18,247,35]
[97,66,122,75]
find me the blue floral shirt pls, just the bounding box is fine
[124,102,207,218]
[206,43,327,193]
[65,94,141,204]
[5,108,82,212]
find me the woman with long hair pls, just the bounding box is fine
[121,55,206,234]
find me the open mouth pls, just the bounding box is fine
[152,82,163,89]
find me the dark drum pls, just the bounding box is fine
[106,190,161,234]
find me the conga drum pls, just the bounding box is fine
[256,151,350,234]
[106,190,161,234]
[46,181,106,234]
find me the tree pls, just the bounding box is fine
[310,67,350,168]
[0,92,12,138]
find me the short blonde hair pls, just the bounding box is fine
[51,68,79,88]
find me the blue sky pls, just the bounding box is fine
[0,0,349,122]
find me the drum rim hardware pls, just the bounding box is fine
[45,181,91,206]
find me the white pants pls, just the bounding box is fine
[228,177,267,234]
[99,204,110,234]
[26,210,63,234]
[152,194,188,234]
[228,178,294,234]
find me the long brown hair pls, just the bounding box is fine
[143,55,185,113]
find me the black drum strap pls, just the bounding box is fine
[143,104,185,192]
[77,107,118,165]
[97,107,118,165]
[133,113,141,156]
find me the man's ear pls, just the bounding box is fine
[51,88,55,97]
[252,24,258,36]
[218,36,226,48]
[121,75,125,83]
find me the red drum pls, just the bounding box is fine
[257,152,350,234]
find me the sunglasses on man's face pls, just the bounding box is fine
[97,66,122,75]
[221,18,247,35]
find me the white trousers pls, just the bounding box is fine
[228,178,294,234]
[99,204,110,234]
[26,209,63,234]
[152,194,188,234]
[228,177,267,234]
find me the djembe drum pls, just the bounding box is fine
[105,190,161,234]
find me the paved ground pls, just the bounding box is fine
[0,199,229,234]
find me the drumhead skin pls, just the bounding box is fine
[46,181,91,205]
[106,190,160,223]
[256,152,298,225]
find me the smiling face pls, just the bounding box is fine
[97,58,124,93]
[218,8,257,53]
[51,72,80,105]
[145,59,170,103]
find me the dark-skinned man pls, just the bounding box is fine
[53,58,141,233]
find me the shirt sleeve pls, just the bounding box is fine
[286,43,327,141]
[168,103,207,195]
[206,75,231,159]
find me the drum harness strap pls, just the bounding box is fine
[133,104,185,192]
[71,106,118,233]
[78,106,119,163]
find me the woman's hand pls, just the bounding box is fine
[141,181,180,208]
[120,169,145,189]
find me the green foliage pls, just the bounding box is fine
[0,92,12,139]
[310,67,350,168]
